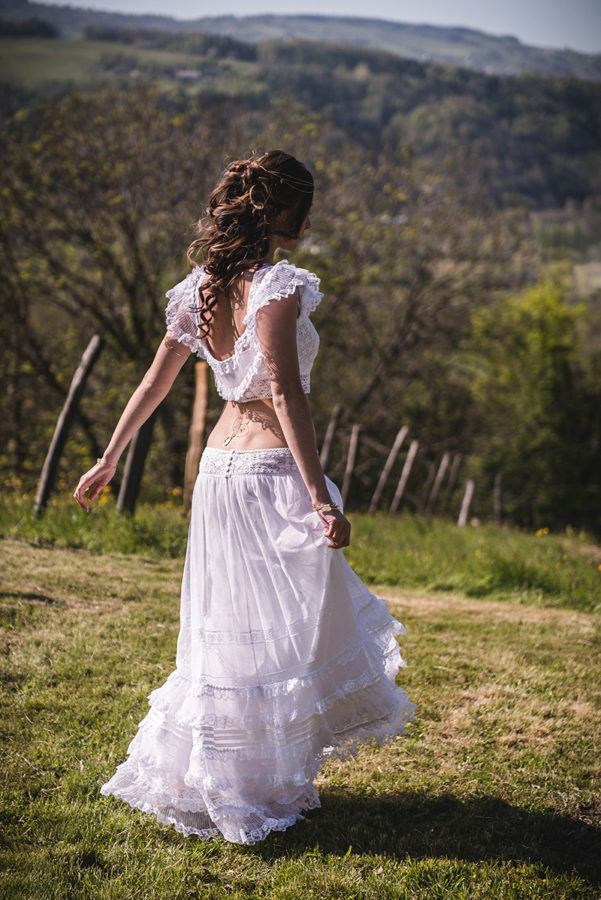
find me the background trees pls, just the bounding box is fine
[1,33,599,532]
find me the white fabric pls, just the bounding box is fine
[100,447,416,845]
[164,261,323,402]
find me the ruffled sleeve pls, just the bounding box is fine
[164,266,205,357]
[243,260,323,328]
[298,268,323,317]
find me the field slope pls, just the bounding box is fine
[1,535,600,898]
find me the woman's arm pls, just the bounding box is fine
[255,292,351,548]
[73,336,190,511]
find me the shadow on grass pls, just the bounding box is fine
[252,791,601,885]
[1,590,56,604]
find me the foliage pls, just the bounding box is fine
[0,84,542,506]
[2,33,601,209]
[0,84,240,488]
[460,276,601,532]
[0,15,58,37]
[0,42,599,531]
[83,24,257,61]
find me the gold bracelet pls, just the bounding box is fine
[163,334,189,359]
[97,457,116,467]
[312,502,340,512]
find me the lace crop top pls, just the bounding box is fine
[164,260,323,402]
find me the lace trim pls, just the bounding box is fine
[146,605,409,735]
[100,693,413,844]
[300,270,323,316]
[164,266,204,355]
[198,446,301,477]
[231,372,310,402]
[161,617,406,700]
[101,770,321,844]
[242,260,322,326]
[139,674,415,744]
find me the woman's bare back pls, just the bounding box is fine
[204,269,294,451]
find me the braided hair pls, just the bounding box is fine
[186,150,314,338]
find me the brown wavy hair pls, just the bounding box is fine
[186,150,313,338]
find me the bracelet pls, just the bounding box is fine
[164,334,189,359]
[97,457,116,467]
[312,502,340,512]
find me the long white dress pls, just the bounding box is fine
[99,261,416,844]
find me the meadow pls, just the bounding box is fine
[1,494,600,898]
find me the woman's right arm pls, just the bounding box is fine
[73,336,190,511]
[255,291,351,549]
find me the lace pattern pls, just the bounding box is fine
[164,261,322,402]
[198,446,301,477]
[100,425,415,846]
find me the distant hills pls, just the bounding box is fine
[1,0,600,82]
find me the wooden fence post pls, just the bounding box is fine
[369,425,408,513]
[457,479,475,526]
[494,471,503,524]
[184,361,208,515]
[442,453,462,512]
[34,335,103,516]
[319,403,343,471]
[417,459,437,516]
[390,439,419,514]
[341,423,361,509]
[117,412,157,515]
[425,451,451,514]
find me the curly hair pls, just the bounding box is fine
[186,150,313,338]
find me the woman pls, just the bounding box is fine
[73,150,415,845]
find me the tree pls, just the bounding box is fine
[0,83,238,488]
[461,275,600,530]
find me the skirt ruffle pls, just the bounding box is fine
[100,447,415,845]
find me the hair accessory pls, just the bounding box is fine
[254,164,314,193]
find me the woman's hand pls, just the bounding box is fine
[317,507,351,549]
[73,459,117,513]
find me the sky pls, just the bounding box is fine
[36,0,601,54]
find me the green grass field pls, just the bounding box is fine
[1,497,600,898]
[0,37,261,94]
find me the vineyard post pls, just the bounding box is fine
[34,334,103,516]
[341,423,361,508]
[369,425,408,513]
[390,439,419,514]
[319,402,343,471]
[425,451,451,514]
[458,479,475,526]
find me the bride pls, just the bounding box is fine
[73,149,415,845]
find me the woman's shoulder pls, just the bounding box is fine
[248,259,323,319]
[255,258,320,290]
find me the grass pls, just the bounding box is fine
[0,497,600,897]
[2,488,600,611]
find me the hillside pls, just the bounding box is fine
[1,0,601,82]
[2,27,599,214]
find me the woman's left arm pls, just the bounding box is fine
[73,336,190,511]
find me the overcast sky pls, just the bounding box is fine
[36,0,601,54]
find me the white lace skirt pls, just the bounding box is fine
[100,446,415,845]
